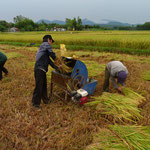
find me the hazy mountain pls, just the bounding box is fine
[36,18,133,27]
[82,18,96,25]
[99,19,131,27]
[37,18,97,25]
[37,19,65,25]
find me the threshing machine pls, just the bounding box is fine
[50,57,97,104]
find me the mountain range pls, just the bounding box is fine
[37,18,135,27]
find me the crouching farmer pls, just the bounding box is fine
[103,61,128,93]
[32,35,58,109]
[0,51,8,80]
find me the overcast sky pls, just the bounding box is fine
[0,0,150,24]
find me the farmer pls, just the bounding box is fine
[32,35,58,109]
[103,61,128,93]
[0,51,8,80]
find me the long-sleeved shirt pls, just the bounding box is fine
[107,61,128,89]
[34,42,57,72]
[0,51,7,64]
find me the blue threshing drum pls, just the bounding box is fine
[71,60,97,95]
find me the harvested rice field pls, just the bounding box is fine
[0,44,150,150]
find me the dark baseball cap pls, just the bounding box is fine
[43,35,54,43]
[118,71,127,85]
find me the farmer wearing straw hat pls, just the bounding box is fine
[32,35,59,109]
[103,61,128,93]
[0,51,8,80]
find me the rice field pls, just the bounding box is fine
[1,31,150,55]
[0,31,150,149]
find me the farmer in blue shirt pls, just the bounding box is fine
[32,35,58,109]
[0,51,8,80]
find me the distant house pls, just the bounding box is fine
[10,27,19,32]
[60,28,66,31]
[45,28,49,31]
[51,27,66,32]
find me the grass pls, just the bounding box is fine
[5,52,24,59]
[1,49,24,59]
[142,70,150,81]
[82,61,105,77]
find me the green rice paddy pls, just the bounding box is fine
[1,31,150,55]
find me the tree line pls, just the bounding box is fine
[0,15,84,32]
[0,15,150,32]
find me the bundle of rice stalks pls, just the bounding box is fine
[86,125,150,150]
[54,56,73,74]
[142,70,150,81]
[122,87,146,105]
[86,92,143,123]
[54,44,74,74]
[109,125,150,150]
[85,128,127,150]
[60,44,67,56]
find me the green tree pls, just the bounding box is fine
[65,17,83,31]
[66,18,73,30]
[76,17,83,30]
[13,15,26,24]
[72,18,77,30]
[38,24,46,31]
[25,25,34,31]
[14,15,36,31]
[0,20,9,31]
[0,24,6,31]
[136,22,150,30]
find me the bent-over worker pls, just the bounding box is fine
[0,51,8,80]
[103,61,128,93]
